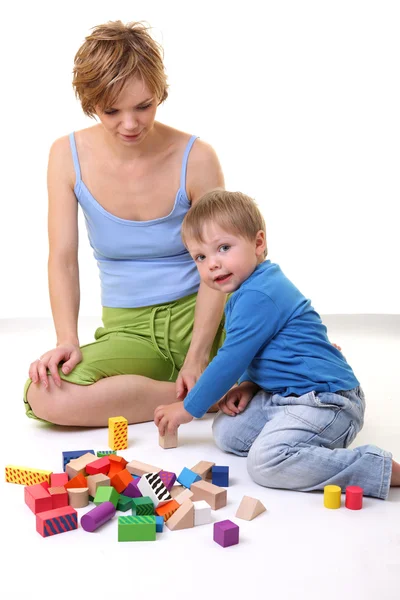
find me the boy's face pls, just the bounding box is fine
[186,222,266,293]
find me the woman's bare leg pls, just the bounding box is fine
[27,374,178,427]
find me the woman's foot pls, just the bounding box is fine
[390,459,400,486]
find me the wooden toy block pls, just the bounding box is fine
[155,499,180,522]
[211,466,229,487]
[86,473,110,498]
[108,416,128,451]
[111,469,133,494]
[67,487,89,508]
[122,479,142,499]
[93,485,119,508]
[36,505,78,537]
[158,470,177,491]
[137,473,172,507]
[48,486,69,509]
[81,501,116,532]
[194,500,212,526]
[345,486,363,510]
[65,452,96,478]
[126,460,162,477]
[155,515,164,532]
[97,450,117,457]
[132,496,154,516]
[6,465,52,486]
[169,485,184,498]
[190,480,227,510]
[177,467,201,489]
[159,431,178,449]
[118,515,156,541]
[174,488,194,505]
[24,483,53,514]
[213,520,239,547]
[165,499,194,531]
[64,473,87,490]
[235,496,266,521]
[324,485,342,509]
[85,457,110,476]
[191,461,215,480]
[62,450,94,471]
[51,473,69,487]
[117,495,133,512]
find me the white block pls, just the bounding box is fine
[194,500,212,526]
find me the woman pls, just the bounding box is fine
[24,20,226,426]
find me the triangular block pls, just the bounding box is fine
[235,496,266,521]
[165,499,194,530]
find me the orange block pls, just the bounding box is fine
[111,469,132,493]
[155,499,180,522]
[64,473,87,489]
[108,455,127,468]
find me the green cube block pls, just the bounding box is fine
[97,450,117,457]
[132,496,154,515]
[117,495,133,512]
[93,485,119,507]
[118,516,156,541]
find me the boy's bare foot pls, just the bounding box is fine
[390,460,400,486]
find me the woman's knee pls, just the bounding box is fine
[212,412,250,456]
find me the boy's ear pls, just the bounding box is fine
[255,230,266,256]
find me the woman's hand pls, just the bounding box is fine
[29,343,82,389]
[175,358,207,400]
[218,381,260,416]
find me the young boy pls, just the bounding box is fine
[154,190,400,499]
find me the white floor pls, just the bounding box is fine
[1,316,400,600]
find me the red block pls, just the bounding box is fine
[345,486,363,510]
[49,486,69,509]
[85,457,110,476]
[36,506,78,537]
[25,483,53,514]
[51,473,69,487]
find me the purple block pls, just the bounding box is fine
[158,470,177,491]
[81,501,116,532]
[213,520,239,548]
[122,479,142,498]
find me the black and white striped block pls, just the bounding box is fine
[137,473,172,507]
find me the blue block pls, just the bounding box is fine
[211,466,229,487]
[62,450,95,471]
[155,516,164,532]
[177,467,201,489]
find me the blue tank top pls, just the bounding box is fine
[69,133,201,308]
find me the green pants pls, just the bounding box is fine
[24,293,225,422]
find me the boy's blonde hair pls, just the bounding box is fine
[72,20,168,118]
[182,190,268,258]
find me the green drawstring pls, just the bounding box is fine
[149,305,177,381]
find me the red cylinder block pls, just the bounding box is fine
[345,486,363,510]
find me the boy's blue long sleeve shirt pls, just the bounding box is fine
[183,260,359,418]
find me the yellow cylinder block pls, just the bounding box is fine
[324,485,342,509]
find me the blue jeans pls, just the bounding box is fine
[212,386,392,499]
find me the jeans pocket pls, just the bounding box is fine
[324,420,356,449]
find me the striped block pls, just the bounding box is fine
[5,465,52,486]
[108,416,128,451]
[155,499,180,522]
[97,451,117,457]
[118,515,156,541]
[132,496,154,515]
[36,506,78,537]
[62,450,94,471]
[137,473,172,507]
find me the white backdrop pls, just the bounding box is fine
[1,0,399,319]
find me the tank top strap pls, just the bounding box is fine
[179,135,198,196]
[69,132,81,184]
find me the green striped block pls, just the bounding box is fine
[117,495,133,512]
[118,515,156,541]
[93,486,119,507]
[97,450,117,457]
[132,496,154,516]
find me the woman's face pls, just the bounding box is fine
[95,76,158,145]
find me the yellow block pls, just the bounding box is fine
[108,416,128,450]
[5,465,52,485]
[324,484,342,509]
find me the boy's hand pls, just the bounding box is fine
[154,401,194,436]
[218,381,259,416]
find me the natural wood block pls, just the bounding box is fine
[191,461,215,480]
[67,487,89,508]
[235,496,266,521]
[159,432,178,449]
[190,480,227,510]
[126,460,162,477]
[174,488,194,505]
[165,500,194,531]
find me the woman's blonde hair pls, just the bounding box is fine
[182,190,268,257]
[72,20,168,117]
